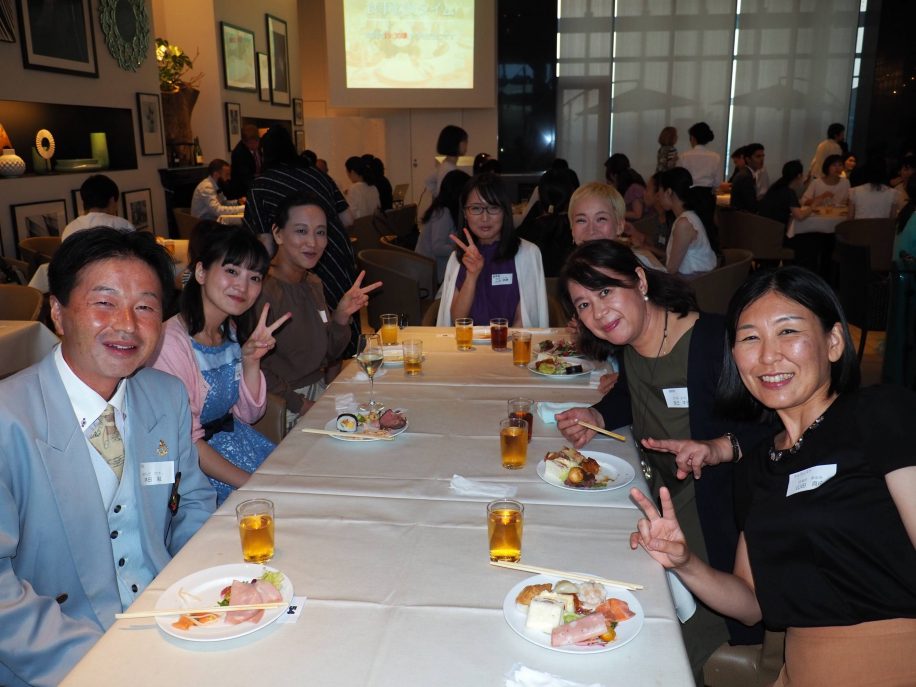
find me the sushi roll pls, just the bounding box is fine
[336,413,359,433]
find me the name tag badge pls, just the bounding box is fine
[140,461,175,486]
[662,387,689,408]
[786,464,837,497]
[318,309,328,323]
[491,273,513,286]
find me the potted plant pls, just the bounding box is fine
[156,38,202,167]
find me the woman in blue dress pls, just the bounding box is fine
[151,226,290,504]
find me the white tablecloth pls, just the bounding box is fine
[0,320,58,378]
[62,327,692,687]
[787,206,847,237]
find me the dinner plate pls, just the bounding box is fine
[472,326,491,345]
[536,450,635,492]
[324,413,408,442]
[528,356,594,379]
[155,563,293,642]
[503,574,644,654]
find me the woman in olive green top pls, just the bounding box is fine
[257,193,381,429]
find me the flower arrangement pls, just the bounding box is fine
[155,38,202,92]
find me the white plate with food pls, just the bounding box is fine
[528,356,594,378]
[503,574,643,654]
[324,409,408,442]
[537,448,635,492]
[155,563,293,642]
[472,326,492,345]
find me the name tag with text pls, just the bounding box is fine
[662,387,689,408]
[140,461,176,486]
[786,464,836,497]
[491,273,513,286]
[318,309,328,323]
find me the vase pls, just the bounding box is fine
[90,132,109,169]
[0,149,26,177]
[161,86,199,167]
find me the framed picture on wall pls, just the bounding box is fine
[266,14,290,106]
[293,98,304,126]
[257,52,270,102]
[225,102,241,150]
[123,188,153,232]
[19,0,98,76]
[0,0,16,43]
[136,92,164,156]
[294,130,305,155]
[11,200,68,252]
[220,22,256,92]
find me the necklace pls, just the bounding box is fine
[768,414,825,462]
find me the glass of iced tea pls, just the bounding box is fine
[380,314,399,345]
[508,397,534,443]
[236,498,275,563]
[487,499,524,562]
[490,318,509,351]
[403,339,422,376]
[511,331,532,367]
[499,417,528,469]
[455,317,474,350]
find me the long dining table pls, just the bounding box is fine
[61,327,693,687]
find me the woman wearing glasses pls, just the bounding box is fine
[435,173,548,326]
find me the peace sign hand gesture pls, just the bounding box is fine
[628,487,691,570]
[241,303,291,363]
[449,229,485,277]
[335,270,383,325]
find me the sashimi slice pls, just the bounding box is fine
[594,597,635,623]
[225,579,283,625]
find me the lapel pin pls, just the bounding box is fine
[157,440,168,456]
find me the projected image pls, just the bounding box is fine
[343,0,474,89]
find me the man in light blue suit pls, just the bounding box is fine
[0,229,216,687]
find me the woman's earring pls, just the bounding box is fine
[642,291,649,302]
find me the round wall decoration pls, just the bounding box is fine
[35,129,55,159]
[99,0,151,72]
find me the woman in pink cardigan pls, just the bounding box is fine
[151,226,290,504]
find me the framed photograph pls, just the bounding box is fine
[293,98,304,126]
[123,188,153,232]
[257,52,270,102]
[71,189,85,218]
[0,0,15,43]
[294,130,305,155]
[220,22,256,92]
[225,102,241,151]
[11,200,68,252]
[136,92,164,156]
[18,0,98,76]
[266,14,290,106]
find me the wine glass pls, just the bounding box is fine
[356,334,385,414]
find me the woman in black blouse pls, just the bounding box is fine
[629,266,916,685]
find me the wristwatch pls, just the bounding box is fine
[724,432,741,463]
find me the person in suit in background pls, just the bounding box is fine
[228,124,262,199]
[0,228,215,687]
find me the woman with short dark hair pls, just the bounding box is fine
[630,266,916,685]
[426,125,469,198]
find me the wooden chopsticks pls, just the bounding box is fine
[300,428,394,441]
[575,419,626,442]
[489,561,643,591]
[115,601,287,620]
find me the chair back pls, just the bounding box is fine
[718,210,792,264]
[687,248,753,315]
[422,298,440,325]
[173,208,198,240]
[19,236,62,268]
[545,276,572,323]
[0,284,44,320]
[384,204,418,239]
[834,218,895,272]
[631,215,661,248]
[349,212,388,253]
[835,238,889,331]
[379,234,420,256]
[357,248,436,327]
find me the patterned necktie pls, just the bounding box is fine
[88,404,124,480]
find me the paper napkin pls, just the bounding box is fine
[667,570,697,623]
[449,475,517,498]
[505,664,605,687]
[536,402,589,424]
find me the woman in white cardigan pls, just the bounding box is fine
[436,172,548,327]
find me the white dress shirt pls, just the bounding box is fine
[62,212,135,241]
[191,176,242,220]
[679,145,723,188]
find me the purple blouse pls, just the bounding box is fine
[455,242,521,324]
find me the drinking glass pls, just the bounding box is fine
[511,331,532,366]
[487,499,524,562]
[403,339,423,376]
[237,498,275,563]
[380,314,399,345]
[490,318,509,351]
[356,334,385,414]
[508,397,534,443]
[499,417,528,469]
[455,317,474,350]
